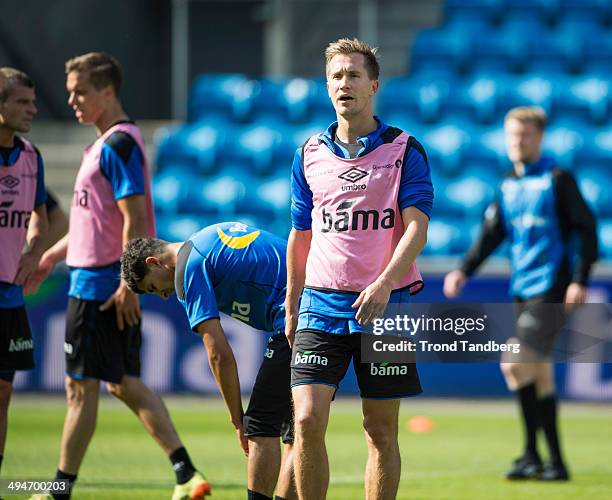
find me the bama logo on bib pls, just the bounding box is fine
[302,131,422,294]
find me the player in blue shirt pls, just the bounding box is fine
[121,222,295,500]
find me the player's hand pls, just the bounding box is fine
[14,250,42,286]
[443,270,467,299]
[564,282,587,311]
[23,252,56,294]
[352,279,392,326]
[285,310,298,347]
[100,281,141,331]
[235,423,249,457]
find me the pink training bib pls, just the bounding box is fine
[0,138,39,284]
[66,123,156,268]
[302,132,423,294]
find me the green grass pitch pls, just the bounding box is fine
[4,396,611,499]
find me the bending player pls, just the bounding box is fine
[121,222,296,500]
[0,67,48,477]
[27,53,209,500]
[444,107,598,481]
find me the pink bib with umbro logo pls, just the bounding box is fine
[0,138,38,284]
[302,132,423,293]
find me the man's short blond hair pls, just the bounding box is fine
[65,52,122,96]
[505,106,548,131]
[325,38,380,80]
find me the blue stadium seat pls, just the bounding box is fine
[411,28,471,75]
[598,219,612,260]
[378,77,450,123]
[421,218,473,256]
[576,168,612,218]
[155,214,206,242]
[249,77,317,123]
[576,125,612,169]
[556,76,610,124]
[445,0,503,25]
[441,168,497,218]
[309,79,336,124]
[152,171,194,214]
[525,31,583,74]
[219,121,286,176]
[420,120,472,176]
[187,174,247,215]
[583,33,612,74]
[235,174,291,218]
[500,0,559,24]
[189,73,252,122]
[156,121,228,175]
[447,75,507,124]
[462,125,508,173]
[501,74,558,117]
[470,27,528,74]
[541,122,584,169]
[560,0,612,24]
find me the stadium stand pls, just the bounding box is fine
[154,0,611,260]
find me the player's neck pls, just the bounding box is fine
[335,113,377,144]
[0,127,16,148]
[166,242,184,268]
[94,103,128,136]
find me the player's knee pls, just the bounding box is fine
[294,411,326,441]
[500,362,524,380]
[106,382,124,400]
[363,418,397,450]
[65,378,92,407]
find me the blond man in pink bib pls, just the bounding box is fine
[285,39,433,499]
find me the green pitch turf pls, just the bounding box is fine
[3,396,611,499]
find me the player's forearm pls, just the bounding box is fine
[26,206,48,258]
[206,344,244,428]
[42,233,69,264]
[285,228,311,315]
[377,213,428,290]
[122,214,149,248]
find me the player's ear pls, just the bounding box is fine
[370,79,379,95]
[144,256,161,267]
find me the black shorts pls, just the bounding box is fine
[291,329,422,399]
[514,287,567,357]
[244,333,293,444]
[65,297,141,383]
[0,306,34,372]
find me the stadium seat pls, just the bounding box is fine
[583,33,612,74]
[155,214,211,242]
[556,76,610,125]
[500,0,559,25]
[576,168,612,218]
[420,120,472,176]
[309,79,336,123]
[156,121,228,175]
[541,122,584,169]
[218,121,286,176]
[188,73,252,122]
[447,75,507,124]
[189,174,248,215]
[248,77,317,123]
[411,28,471,75]
[576,125,612,170]
[500,74,558,117]
[421,218,473,256]
[235,174,291,218]
[525,31,583,74]
[441,168,497,218]
[560,0,612,25]
[378,77,450,123]
[470,27,528,74]
[152,169,205,215]
[598,219,612,260]
[445,0,503,25]
[462,125,509,174]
